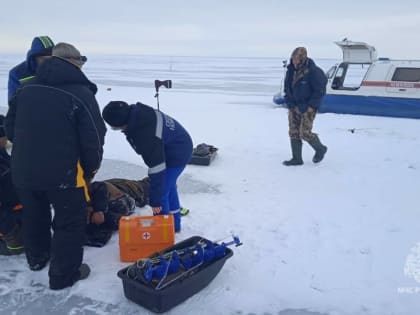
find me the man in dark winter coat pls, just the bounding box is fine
[85,177,149,247]
[5,42,106,290]
[283,47,328,166]
[102,101,193,232]
[0,115,24,255]
[8,36,54,101]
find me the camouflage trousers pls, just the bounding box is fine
[105,177,149,207]
[287,107,318,142]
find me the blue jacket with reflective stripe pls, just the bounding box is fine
[123,103,193,207]
[8,36,54,100]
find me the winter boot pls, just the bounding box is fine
[283,139,304,166]
[0,239,12,256]
[308,136,328,163]
[78,263,91,281]
[49,263,90,290]
[2,224,24,255]
[28,251,50,271]
[180,207,190,216]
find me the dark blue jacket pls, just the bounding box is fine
[123,103,193,207]
[284,58,327,113]
[8,36,54,101]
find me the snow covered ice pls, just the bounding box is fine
[1,54,420,315]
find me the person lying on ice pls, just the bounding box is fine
[85,176,190,247]
[85,177,149,247]
[102,101,193,233]
[0,115,24,255]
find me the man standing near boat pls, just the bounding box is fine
[283,47,328,166]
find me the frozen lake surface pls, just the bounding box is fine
[1,54,419,315]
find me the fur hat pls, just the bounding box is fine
[53,42,87,67]
[102,101,131,127]
[291,47,308,62]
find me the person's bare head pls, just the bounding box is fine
[52,42,87,68]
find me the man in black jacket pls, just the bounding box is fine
[5,42,106,290]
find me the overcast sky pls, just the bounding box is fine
[1,0,420,59]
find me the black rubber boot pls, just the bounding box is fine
[283,139,304,166]
[49,263,90,290]
[78,263,91,281]
[308,136,328,163]
[0,239,12,256]
[2,225,24,255]
[28,251,50,271]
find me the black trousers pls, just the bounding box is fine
[0,170,22,235]
[18,187,87,288]
[0,206,16,235]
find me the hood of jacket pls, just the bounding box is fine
[124,103,157,136]
[26,36,54,72]
[36,57,98,94]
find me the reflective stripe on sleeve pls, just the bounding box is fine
[154,110,163,139]
[148,162,166,175]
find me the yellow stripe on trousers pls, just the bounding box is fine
[76,162,91,202]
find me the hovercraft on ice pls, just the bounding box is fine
[273,39,420,119]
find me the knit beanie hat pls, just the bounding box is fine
[102,101,131,127]
[31,36,54,57]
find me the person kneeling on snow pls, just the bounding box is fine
[102,101,193,232]
[0,115,24,255]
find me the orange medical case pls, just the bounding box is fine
[119,215,175,262]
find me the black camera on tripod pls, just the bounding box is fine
[154,80,172,92]
[154,80,173,111]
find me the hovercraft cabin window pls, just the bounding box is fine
[331,63,369,90]
[391,68,420,82]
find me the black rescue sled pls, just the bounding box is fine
[117,235,241,313]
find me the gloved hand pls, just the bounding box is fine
[91,211,105,225]
[87,206,94,224]
[152,206,162,214]
[0,136,7,148]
